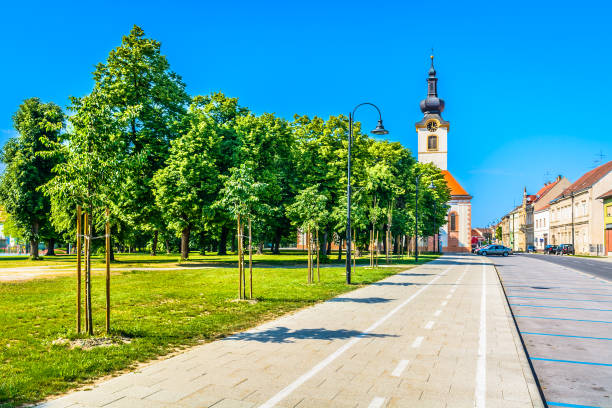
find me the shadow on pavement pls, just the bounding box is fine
[225,326,397,343]
[328,297,394,303]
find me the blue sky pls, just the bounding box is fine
[1,0,611,227]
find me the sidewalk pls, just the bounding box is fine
[40,255,543,408]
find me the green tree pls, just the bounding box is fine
[90,25,189,254]
[0,98,64,259]
[44,91,123,334]
[152,98,220,260]
[286,185,328,282]
[217,164,269,299]
[495,226,502,242]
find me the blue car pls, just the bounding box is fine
[478,245,512,257]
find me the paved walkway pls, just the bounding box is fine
[40,255,543,408]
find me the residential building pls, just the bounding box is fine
[598,190,612,256]
[532,176,572,251]
[549,160,612,255]
[416,55,472,252]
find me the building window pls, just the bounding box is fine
[449,212,457,231]
[607,205,612,217]
[427,135,438,151]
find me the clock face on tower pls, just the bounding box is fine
[426,120,438,132]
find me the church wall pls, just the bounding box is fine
[417,127,448,170]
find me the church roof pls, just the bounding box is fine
[441,170,471,198]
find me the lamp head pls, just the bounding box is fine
[371,119,389,135]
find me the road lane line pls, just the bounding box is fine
[434,310,442,317]
[515,315,612,324]
[368,397,386,408]
[521,332,612,341]
[412,336,424,348]
[424,321,435,329]
[391,359,409,377]
[257,264,452,408]
[446,294,452,299]
[441,301,448,307]
[475,260,487,408]
[531,357,612,367]
[509,304,612,312]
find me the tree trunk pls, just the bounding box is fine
[322,231,328,257]
[237,215,242,299]
[316,229,320,282]
[257,242,264,255]
[30,221,39,258]
[326,236,332,257]
[181,227,190,260]
[272,230,281,254]
[151,230,158,256]
[219,226,229,255]
[165,239,170,254]
[249,217,253,299]
[46,238,55,256]
[337,238,343,260]
[85,212,93,335]
[307,227,311,283]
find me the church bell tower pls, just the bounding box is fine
[415,55,449,170]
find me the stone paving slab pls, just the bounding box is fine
[38,255,543,408]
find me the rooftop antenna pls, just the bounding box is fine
[594,150,607,167]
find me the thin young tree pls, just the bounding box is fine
[286,185,328,283]
[217,164,268,299]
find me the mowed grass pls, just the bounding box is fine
[0,254,439,406]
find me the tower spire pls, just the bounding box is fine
[420,54,444,115]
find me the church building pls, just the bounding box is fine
[416,56,472,252]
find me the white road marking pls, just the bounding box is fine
[434,310,442,317]
[257,265,451,408]
[412,336,424,348]
[368,397,386,408]
[445,294,452,299]
[475,259,487,407]
[391,359,409,377]
[441,300,448,307]
[424,321,435,329]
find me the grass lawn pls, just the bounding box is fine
[0,253,439,407]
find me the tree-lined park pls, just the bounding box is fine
[0,26,449,406]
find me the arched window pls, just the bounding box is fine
[427,134,438,151]
[449,212,457,231]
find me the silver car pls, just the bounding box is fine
[479,245,512,257]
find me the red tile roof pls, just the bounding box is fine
[441,170,471,197]
[561,160,612,197]
[597,189,612,200]
[533,179,560,202]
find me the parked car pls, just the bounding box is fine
[526,245,535,253]
[544,245,557,254]
[478,245,512,256]
[475,244,492,254]
[556,244,574,255]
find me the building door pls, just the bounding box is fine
[606,228,612,255]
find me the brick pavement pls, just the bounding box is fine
[39,255,544,408]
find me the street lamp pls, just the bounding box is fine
[429,181,438,253]
[346,103,388,284]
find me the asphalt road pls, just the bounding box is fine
[491,254,612,408]
[520,253,612,282]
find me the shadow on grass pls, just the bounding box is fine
[225,326,397,343]
[328,297,394,303]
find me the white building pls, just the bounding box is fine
[532,176,571,251]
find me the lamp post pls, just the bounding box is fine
[429,181,437,253]
[346,103,388,284]
[414,173,421,262]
